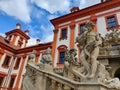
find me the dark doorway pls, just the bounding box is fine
[114,68,120,79]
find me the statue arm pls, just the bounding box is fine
[95,33,102,46]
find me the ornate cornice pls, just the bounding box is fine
[51,0,120,26]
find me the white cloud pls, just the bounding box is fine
[0,33,5,37]
[26,34,53,47]
[40,25,54,43]
[31,0,70,14]
[0,0,31,23]
[42,34,53,43]
[79,0,100,9]
[26,37,37,46]
[26,24,53,46]
[48,14,58,20]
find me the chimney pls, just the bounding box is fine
[101,0,110,3]
[16,23,21,29]
[70,7,79,13]
[24,30,29,35]
[36,39,40,44]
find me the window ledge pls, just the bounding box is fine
[57,63,64,67]
[107,25,120,31]
[59,37,67,41]
[14,67,19,70]
[2,64,9,68]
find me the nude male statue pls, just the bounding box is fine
[76,21,102,78]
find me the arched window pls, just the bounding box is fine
[57,45,67,66]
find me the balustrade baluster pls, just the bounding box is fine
[50,80,57,90]
[64,85,71,90]
[57,83,63,90]
[46,77,52,90]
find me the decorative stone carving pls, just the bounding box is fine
[29,50,36,62]
[104,29,120,44]
[22,67,37,90]
[57,83,63,90]
[63,48,79,80]
[50,80,57,90]
[76,21,102,78]
[74,21,120,89]
[23,20,120,90]
[40,47,52,65]
[105,78,120,89]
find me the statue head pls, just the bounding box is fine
[85,21,95,31]
[69,49,77,56]
[29,50,36,62]
[45,47,51,54]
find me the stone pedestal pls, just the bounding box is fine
[77,78,108,90]
[77,83,108,90]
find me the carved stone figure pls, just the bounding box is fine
[63,49,70,77]
[29,50,36,62]
[22,67,37,90]
[105,78,120,89]
[63,49,79,80]
[104,29,120,43]
[40,47,52,65]
[76,21,102,78]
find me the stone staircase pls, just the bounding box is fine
[22,63,118,90]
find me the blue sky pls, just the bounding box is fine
[0,0,100,46]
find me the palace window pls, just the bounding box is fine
[18,37,23,47]
[59,52,65,63]
[14,58,21,69]
[19,37,23,41]
[60,28,67,40]
[57,45,67,66]
[105,14,119,31]
[79,23,86,34]
[62,29,67,38]
[2,55,11,67]
[9,35,12,41]
[0,77,4,86]
[107,16,117,28]
[9,77,15,89]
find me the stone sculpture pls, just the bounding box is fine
[104,29,120,43]
[40,47,52,65]
[29,50,36,62]
[105,78,120,89]
[75,21,120,89]
[22,66,37,90]
[23,20,120,90]
[63,48,79,80]
[76,21,102,78]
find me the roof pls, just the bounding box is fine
[0,35,17,53]
[0,35,53,54]
[5,29,30,40]
[50,0,120,26]
[16,41,53,54]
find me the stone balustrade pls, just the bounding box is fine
[99,47,120,56]
[22,63,118,90]
[25,63,80,90]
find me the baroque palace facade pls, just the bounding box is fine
[0,0,120,90]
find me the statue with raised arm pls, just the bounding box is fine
[76,21,102,78]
